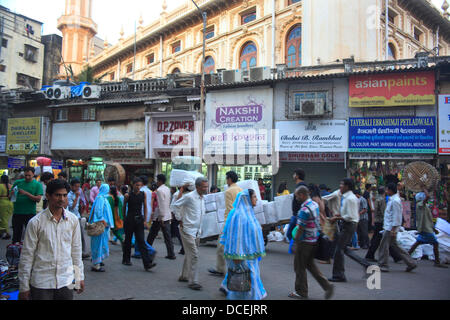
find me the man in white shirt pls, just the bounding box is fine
[378,183,417,272]
[171,177,208,291]
[18,179,85,300]
[328,178,372,282]
[139,175,153,224]
[147,174,176,259]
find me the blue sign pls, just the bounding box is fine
[52,160,64,170]
[7,157,25,169]
[349,117,436,154]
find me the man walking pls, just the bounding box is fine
[18,179,84,300]
[147,174,176,260]
[10,167,43,244]
[289,186,334,300]
[171,177,208,291]
[408,187,448,268]
[366,187,386,261]
[286,169,308,243]
[209,171,242,277]
[355,190,369,249]
[328,178,372,282]
[378,183,417,273]
[68,179,90,260]
[122,178,156,271]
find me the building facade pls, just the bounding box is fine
[0,5,45,90]
[81,0,450,82]
[41,34,63,86]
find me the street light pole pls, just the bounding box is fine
[191,0,206,166]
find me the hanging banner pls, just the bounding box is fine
[349,117,436,154]
[349,71,435,107]
[439,95,450,155]
[276,120,348,152]
[7,117,41,155]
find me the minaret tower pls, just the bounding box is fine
[57,0,97,77]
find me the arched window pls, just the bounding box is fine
[240,42,257,70]
[204,56,215,74]
[388,43,396,60]
[286,25,302,67]
[171,68,181,74]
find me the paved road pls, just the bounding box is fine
[2,230,449,300]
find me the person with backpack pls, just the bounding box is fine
[18,179,84,300]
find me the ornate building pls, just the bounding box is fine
[62,0,450,81]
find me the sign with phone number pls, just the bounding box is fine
[349,117,436,153]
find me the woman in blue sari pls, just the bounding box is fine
[89,184,114,272]
[220,189,267,300]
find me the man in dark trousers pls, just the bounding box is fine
[286,169,308,242]
[122,178,156,271]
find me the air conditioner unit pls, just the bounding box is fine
[204,73,220,85]
[221,69,242,83]
[82,85,101,99]
[44,87,55,99]
[249,66,271,81]
[53,86,71,100]
[299,98,326,117]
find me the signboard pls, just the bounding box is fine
[279,152,345,163]
[349,117,436,154]
[349,71,435,107]
[99,121,145,150]
[205,88,273,155]
[439,95,450,155]
[151,118,196,150]
[7,117,41,155]
[7,157,25,169]
[276,120,348,152]
[0,135,5,153]
[51,160,64,170]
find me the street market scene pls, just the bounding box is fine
[0,0,449,303]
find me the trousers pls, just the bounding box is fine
[378,230,416,269]
[147,220,175,257]
[365,223,403,261]
[12,214,35,243]
[357,219,370,248]
[30,285,73,300]
[294,241,332,297]
[332,221,371,280]
[180,228,200,285]
[123,216,153,268]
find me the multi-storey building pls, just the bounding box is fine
[77,0,450,82]
[0,5,45,90]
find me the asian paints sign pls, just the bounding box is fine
[349,117,436,154]
[349,71,435,107]
[205,88,273,156]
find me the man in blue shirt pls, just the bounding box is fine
[68,179,90,259]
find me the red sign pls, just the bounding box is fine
[279,152,345,163]
[349,71,435,107]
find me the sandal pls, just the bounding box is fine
[288,292,308,300]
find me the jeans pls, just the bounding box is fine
[12,214,35,243]
[332,221,371,280]
[123,216,153,268]
[147,220,175,257]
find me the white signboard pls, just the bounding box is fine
[99,120,145,150]
[439,95,450,155]
[51,122,100,150]
[204,88,273,155]
[276,120,348,152]
[279,152,345,162]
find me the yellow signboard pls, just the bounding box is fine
[7,117,41,155]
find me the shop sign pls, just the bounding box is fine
[7,117,41,155]
[108,158,153,165]
[349,71,435,107]
[276,120,348,152]
[349,117,436,154]
[151,118,196,150]
[349,153,434,160]
[99,121,145,150]
[7,157,25,169]
[51,160,64,170]
[279,152,345,163]
[205,88,273,155]
[438,95,450,155]
[0,135,5,153]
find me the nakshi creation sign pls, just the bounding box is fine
[349,71,435,107]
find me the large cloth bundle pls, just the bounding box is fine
[403,161,440,192]
[263,202,277,224]
[201,211,221,238]
[274,194,294,222]
[169,169,204,188]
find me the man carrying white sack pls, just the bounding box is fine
[208,171,242,285]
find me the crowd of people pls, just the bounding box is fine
[0,165,447,300]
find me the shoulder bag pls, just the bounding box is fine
[227,262,251,292]
[86,205,105,237]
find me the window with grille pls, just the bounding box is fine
[56,109,68,121]
[24,44,38,62]
[82,108,96,120]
